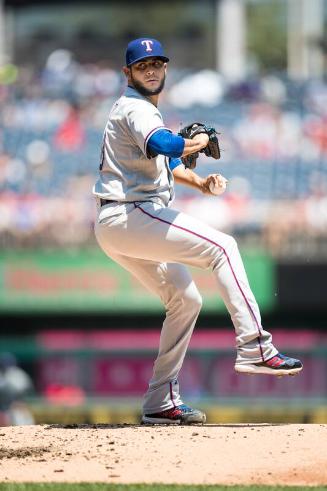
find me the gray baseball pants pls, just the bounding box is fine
[94,200,278,414]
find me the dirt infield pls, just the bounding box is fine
[0,424,326,486]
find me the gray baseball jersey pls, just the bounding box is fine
[93,86,174,207]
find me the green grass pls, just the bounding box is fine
[0,485,326,491]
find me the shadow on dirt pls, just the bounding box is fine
[45,423,285,430]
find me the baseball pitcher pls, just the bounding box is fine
[93,38,302,425]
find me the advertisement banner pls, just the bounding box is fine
[0,249,275,313]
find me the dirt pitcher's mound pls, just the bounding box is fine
[0,424,326,486]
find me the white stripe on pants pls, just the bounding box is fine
[94,200,278,413]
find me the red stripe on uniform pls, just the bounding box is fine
[134,203,265,362]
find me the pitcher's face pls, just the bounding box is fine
[126,57,167,96]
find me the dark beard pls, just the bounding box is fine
[131,73,165,97]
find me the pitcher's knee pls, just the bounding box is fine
[224,234,238,251]
[165,283,202,316]
[184,285,202,315]
[211,233,238,270]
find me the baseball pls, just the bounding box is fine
[209,176,227,195]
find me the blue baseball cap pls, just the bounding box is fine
[125,38,169,67]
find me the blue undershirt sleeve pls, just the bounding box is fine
[169,157,183,171]
[147,129,185,158]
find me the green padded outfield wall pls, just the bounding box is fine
[0,248,276,313]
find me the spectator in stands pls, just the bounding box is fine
[0,353,34,426]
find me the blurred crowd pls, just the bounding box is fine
[1,50,327,256]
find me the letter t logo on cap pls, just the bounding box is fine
[141,40,154,52]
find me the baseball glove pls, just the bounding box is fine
[178,122,221,169]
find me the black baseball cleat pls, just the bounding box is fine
[141,404,206,425]
[234,353,303,377]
